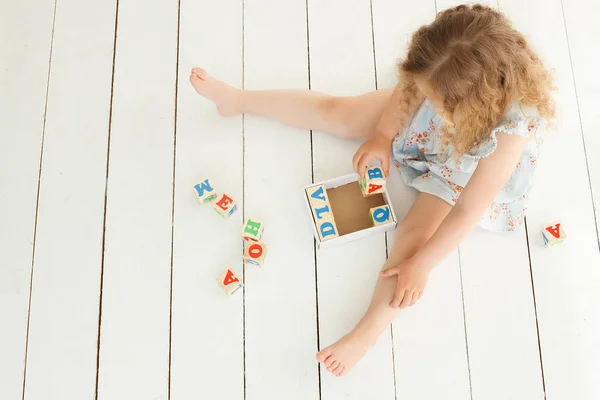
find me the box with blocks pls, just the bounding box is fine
[304,170,397,249]
[542,222,566,247]
[359,165,386,197]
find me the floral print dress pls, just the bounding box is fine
[392,99,545,233]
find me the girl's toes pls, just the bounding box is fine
[327,360,340,373]
[316,349,331,363]
[332,364,344,376]
[324,355,336,368]
[337,367,346,377]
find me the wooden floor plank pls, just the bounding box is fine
[307,0,396,398]
[371,1,472,399]
[243,1,319,399]
[499,1,600,398]
[96,0,178,398]
[563,0,600,241]
[0,1,56,398]
[21,1,117,398]
[169,1,244,399]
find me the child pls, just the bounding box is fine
[190,4,555,377]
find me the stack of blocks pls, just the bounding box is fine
[359,165,386,197]
[306,184,339,241]
[542,222,567,247]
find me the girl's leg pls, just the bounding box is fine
[189,67,392,139]
[316,193,452,376]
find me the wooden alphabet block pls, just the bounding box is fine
[241,218,264,241]
[542,222,567,247]
[216,269,243,295]
[305,184,339,241]
[212,193,238,217]
[370,205,392,226]
[359,166,386,197]
[193,179,217,204]
[244,241,267,266]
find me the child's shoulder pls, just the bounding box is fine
[495,101,545,137]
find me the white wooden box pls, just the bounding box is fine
[304,173,398,249]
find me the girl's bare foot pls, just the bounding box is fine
[189,67,242,117]
[316,330,374,377]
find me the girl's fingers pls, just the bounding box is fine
[352,149,363,172]
[410,291,419,306]
[380,267,398,277]
[380,153,391,177]
[356,153,369,177]
[391,288,406,308]
[399,290,413,308]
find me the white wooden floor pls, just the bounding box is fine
[1,0,599,399]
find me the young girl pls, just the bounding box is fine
[190,4,555,377]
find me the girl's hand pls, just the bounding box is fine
[380,257,431,308]
[352,133,392,178]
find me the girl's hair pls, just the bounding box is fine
[398,4,555,155]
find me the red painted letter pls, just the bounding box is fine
[216,194,233,211]
[545,224,561,239]
[223,269,239,285]
[368,183,383,194]
[248,243,263,259]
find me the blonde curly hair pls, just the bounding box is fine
[398,4,555,155]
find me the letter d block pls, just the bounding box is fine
[241,218,264,241]
[244,242,267,267]
[217,269,243,296]
[370,205,392,226]
[193,179,217,204]
[212,193,238,217]
[305,184,339,241]
[359,166,386,197]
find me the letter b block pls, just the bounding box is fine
[359,166,386,197]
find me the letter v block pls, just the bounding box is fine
[542,222,567,247]
[244,242,267,267]
[370,205,392,226]
[359,166,386,197]
[193,179,217,204]
[241,218,264,241]
[212,193,238,217]
[305,184,339,241]
[217,269,243,296]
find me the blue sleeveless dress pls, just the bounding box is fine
[392,100,545,232]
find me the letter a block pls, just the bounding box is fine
[244,241,267,267]
[359,166,386,197]
[541,222,567,247]
[306,184,339,241]
[370,205,392,226]
[193,179,217,204]
[217,269,243,296]
[241,218,264,242]
[212,193,238,217]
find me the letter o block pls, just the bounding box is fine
[244,242,267,267]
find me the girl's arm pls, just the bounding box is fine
[352,81,423,177]
[381,131,531,307]
[414,132,530,267]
